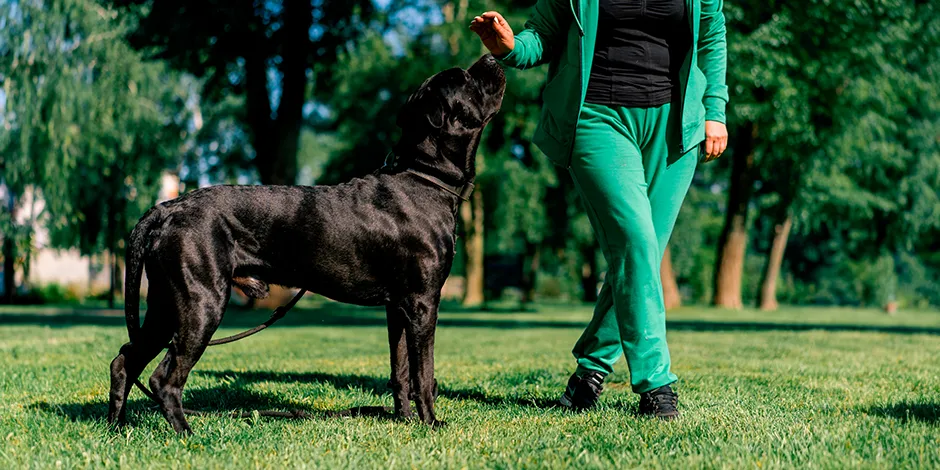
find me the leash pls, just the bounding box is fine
[404,168,474,201]
[133,288,313,419]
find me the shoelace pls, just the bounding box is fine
[582,373,604,393]
[646,390,678,411]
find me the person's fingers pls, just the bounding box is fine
[719,136,728,155]
[478,12,511,35]
[469,20,493,38]
[705,138,716,159]
[492,13,511,35]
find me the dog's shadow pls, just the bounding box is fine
[196,369,561,410]
[30,369,560,426]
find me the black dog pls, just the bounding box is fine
[107,55,506,433]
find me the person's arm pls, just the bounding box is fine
[470,0,572,70]
[698,0,729,160]
[698,0,729,124]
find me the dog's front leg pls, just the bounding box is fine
[404,294,443,427]
[385,306,413,418]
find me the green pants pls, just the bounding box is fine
[569,102,697,394]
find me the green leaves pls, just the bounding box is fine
[0,0,188,255]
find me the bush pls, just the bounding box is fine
[29,283,83,305]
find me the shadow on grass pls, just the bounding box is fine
[196,369,561,409]
[29,387,397,426]
[3,307,939,336]
[864,402,940,425]
[29,369,559,427]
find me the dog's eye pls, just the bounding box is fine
[451,114,482,127]
[451,103,483,128]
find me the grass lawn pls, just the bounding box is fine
[1,303,939,468]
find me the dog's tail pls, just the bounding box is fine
[124,207,162,344]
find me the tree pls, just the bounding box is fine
[0,0,187,304]
[662,246,681,310]
[714,0,939,309]
[110,0,379,186]
[713,0,801,309]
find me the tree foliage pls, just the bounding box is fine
[0,0,187,301]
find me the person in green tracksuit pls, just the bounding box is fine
[471,0,729,419]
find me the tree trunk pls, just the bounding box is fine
[2,189,16,304]
[580,244,599,303]
[521,242,540,304]
[662,245,681,310]
[713,122,758,309]
[462,187,485,306]
[757,212,792,311]
[21,191,37,291]
[244,0,311,186]
[109,250,118,309]
[2,236,13,304]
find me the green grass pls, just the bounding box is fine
[1,304,939,468]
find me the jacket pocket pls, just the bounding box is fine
[539,63,576,146]
[683,65,707,132]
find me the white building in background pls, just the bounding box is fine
[5,171,181,296]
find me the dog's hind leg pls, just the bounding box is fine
[108,300,174,426]
[148,288,228,434]
[385,304,413,418]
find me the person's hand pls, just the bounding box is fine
[469,12,514,57]
[702,121,728,162]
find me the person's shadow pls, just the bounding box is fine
[864,402,940,425]
[29,369,562,425]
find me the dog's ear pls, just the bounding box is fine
[398,75,451,131]
[397,98,444,131]
[426,105,445,129]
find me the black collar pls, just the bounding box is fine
[404,168,474,201]
[376,152,474,201]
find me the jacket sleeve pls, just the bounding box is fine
[698,0,729,123]
[496,0,572,70]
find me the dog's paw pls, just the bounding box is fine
[429,419,448,429]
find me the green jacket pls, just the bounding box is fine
[497,0,729,167]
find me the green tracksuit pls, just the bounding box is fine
[496,0,728,392]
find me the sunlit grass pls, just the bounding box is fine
[1,304,938,468]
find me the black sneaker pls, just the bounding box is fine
[638,385,679,420]
[558,371,605,410]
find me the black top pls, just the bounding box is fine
[584,0,691,108]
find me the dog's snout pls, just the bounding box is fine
[469,54,506,97]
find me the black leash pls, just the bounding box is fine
[133,288,313,419]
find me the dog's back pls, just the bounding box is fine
[131,174,456,306]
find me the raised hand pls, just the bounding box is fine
[469,11,514,57]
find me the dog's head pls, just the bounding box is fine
[395,54,506,183]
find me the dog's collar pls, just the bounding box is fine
[404,168,474,201]
[378,152,474,201]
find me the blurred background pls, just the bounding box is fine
[0,0,938,313]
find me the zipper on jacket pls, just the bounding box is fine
[568,0,584,168]
[679,0,693,154]
[570,0,584,36]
